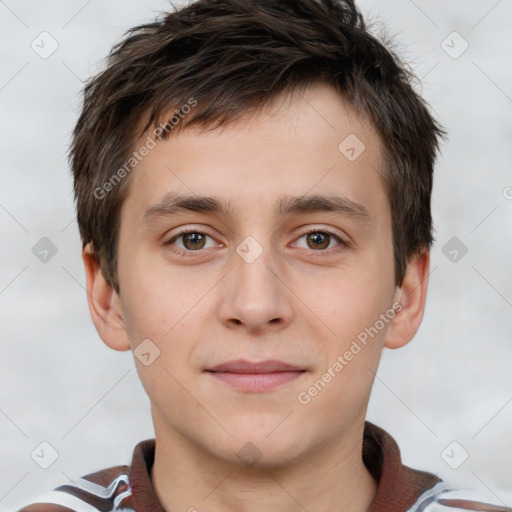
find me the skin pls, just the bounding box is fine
[83,82,430,512]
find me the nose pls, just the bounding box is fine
[217,237,294,334]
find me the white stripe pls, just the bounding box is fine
[72,474,130,498]
[428,487,510,509]
[406,482,454,512]
[113,489,134,509]
[406,481,508,512]
[30,490,101,512]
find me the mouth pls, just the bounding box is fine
[205,359,307,392]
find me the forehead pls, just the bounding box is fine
[121,82,388,227]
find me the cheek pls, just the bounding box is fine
[312,268,391,335]
[119,260,209,389]
[120,272,202,412]
[296,298,388,434]
[299,255,394,393]
[119,252,193,342]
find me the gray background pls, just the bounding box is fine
[1,0,511,510]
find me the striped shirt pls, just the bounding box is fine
[17,422,511,512]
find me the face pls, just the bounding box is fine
[112,82,401,467]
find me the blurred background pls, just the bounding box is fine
[1,0,511,510]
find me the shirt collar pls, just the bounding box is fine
[128,421,440,512]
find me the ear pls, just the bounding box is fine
[384,248,430,350]
[82,242,131,352]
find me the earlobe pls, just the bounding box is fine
[384,249,430,350]
[82,243,131,352]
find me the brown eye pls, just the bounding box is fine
[181,232,206,250]
[305,232,331,250]
[165,230,216,254]
[294,230,344,252]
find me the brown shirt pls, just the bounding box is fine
[18,421,510,512]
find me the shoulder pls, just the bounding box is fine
[408,481,512,512]
[16,464,133,512]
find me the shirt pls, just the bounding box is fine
[17,421,510,512]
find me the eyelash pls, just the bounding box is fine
[164,227,347,258]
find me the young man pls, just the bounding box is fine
[17,0,509,511]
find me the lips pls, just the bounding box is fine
[206,359,306,392]
[207,359,305,373]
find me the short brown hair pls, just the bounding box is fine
[70,0,446,294]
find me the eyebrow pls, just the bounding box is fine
[142,192,371,225]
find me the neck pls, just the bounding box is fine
[150,415,378,512]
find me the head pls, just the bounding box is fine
[74,0,445,468]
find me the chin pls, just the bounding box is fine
[220,417,308,468]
